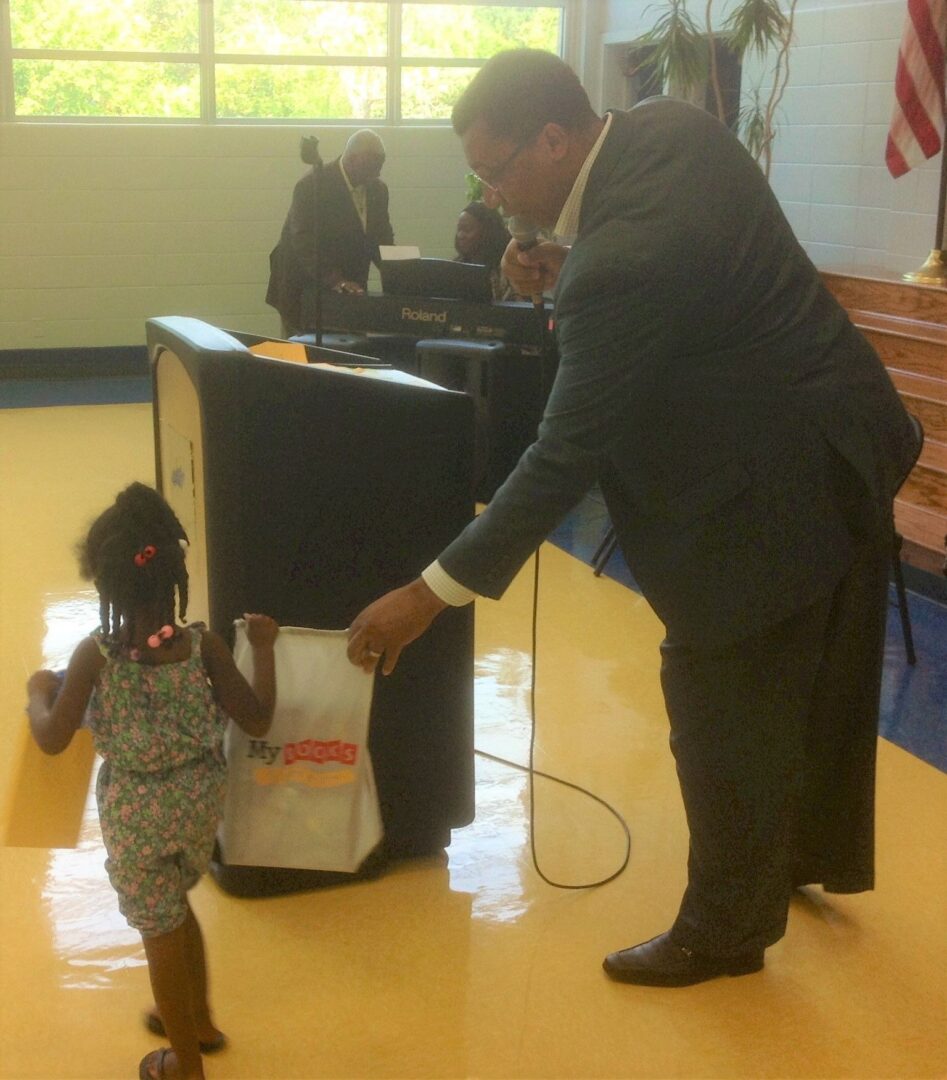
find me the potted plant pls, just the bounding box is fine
[628,0,798,178]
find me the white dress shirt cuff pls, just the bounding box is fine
[421,561,478,607]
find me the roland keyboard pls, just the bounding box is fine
[304,291,553,352]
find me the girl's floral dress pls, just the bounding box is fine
[86,625,228,937]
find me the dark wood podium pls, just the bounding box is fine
[146,317,476,894]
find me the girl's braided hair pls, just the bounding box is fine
[77,482,189,644]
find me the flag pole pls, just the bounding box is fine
[904,18,947,285]
[903,141,947,283]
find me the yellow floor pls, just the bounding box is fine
[1,402,945,1080]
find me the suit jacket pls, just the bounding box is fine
[265,158,394,330]
[438,100,917,646]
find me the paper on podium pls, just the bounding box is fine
[379,245,421,261]
[248,340,309,364]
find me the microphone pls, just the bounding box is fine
[507,216,545,309]
[508,215,540,251]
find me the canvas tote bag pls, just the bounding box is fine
[219,622,383,873]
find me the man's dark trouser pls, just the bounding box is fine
[660,528,891,958]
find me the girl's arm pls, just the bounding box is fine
[201,615,278,738]
[26,636,104,755]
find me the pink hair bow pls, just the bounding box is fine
[134,544,157,567]
[147,625,175,649]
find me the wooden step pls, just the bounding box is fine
[857,322,947,383]
[851,308,947,345]
[896,461,947,552]
[823,269,947,324]
[900,459,947,503]
[889,368,947,406]
[895,389,947,449]
[901,535,947,576]
[895,499,947,555]
[821,267,947,564]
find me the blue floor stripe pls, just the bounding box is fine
[879,588,947,772]
[0,376,152,409]
[549,488,639,590]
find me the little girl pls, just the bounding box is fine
[26,482,278,1080]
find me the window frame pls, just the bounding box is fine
[0,0,569,125]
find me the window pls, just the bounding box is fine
[8,0,202,118]
[1,0,564,122]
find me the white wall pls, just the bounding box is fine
[596,0,943,276]
[0,122,470,350]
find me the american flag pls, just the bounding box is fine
[886,0,947,178]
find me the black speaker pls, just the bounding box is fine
[415,338,551,501]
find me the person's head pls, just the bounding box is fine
[452,49,600,227]
[342,129,386,187]
[78,482,189,642]
[454,200,511,267]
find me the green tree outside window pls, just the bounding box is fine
[7,0,562,121]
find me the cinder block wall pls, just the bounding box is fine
[0,123,469,350]
[597,0,942,275]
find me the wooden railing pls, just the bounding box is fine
[822,269,947,573]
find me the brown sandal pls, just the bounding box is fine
[144,1011,227,1053]
[138,1048,172,1079]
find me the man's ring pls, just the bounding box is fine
[367,649,381,658]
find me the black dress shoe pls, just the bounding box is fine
[603,931,764,987]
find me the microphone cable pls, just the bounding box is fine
[474,546,631,889]
[473,269,631,891]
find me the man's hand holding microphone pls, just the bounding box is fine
[504,216,570,302]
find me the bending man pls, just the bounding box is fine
[346,49,917,987]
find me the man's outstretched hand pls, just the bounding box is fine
[347,577,448,675]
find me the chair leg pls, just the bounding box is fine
[892,533,916,665]
[593,526,619,577]
[591,523,614,566]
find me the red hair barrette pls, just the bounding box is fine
[147,625,175,649]
[134,544,157,567]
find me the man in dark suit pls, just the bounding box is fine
[266,129,395,337]
[346,50,918,986]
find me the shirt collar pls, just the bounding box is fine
[553,112,613,243]
[340,159,361,194]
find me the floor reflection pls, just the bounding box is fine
[448,759,530,924]
[448,649,533,923]
[42,760,145,990]
[36,589,143,988]
[472,647,533,755]
[40,590,99,669]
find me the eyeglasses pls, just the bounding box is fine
[472,136,534,193]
